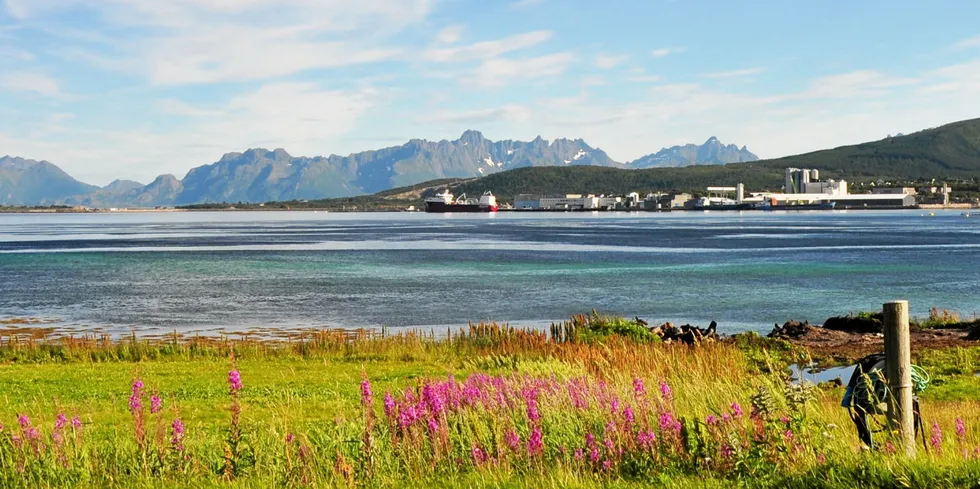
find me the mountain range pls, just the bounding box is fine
[629,137,758,168]
[0,133,755,207]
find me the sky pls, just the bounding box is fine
[2,0,980,186]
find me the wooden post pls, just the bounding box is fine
[883,300,915,456]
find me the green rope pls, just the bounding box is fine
[911,364,930,394]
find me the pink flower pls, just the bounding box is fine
[730,402,743,418]
[623,405,635,427]
[471,445,487,465]
[633,377,645,399]
[574,448,584,461]
[705,414,719,426]
[637,430,656,449]
[526,398,541,423]
[397,404,418,429]
[17,414,30,428]
[720,444,734,458]
[422,384,444,416]
[71,416,82,430]
[427,416,440,435]
[129,379,144,413]
[659,381,673,401]
[722,413,732,423]
[527,426,543,456]
[659,412,681,433]
[955,418,966,438]
[783,429,794,442]
[816,453,826,464]
[383,392,396,418]
[170,418,185,451]
[55,413,68,430]
[286,433,295,443]
[505,430,521,451]
[150,394,163,414]
[360,378,373,408]
[931,421,943,452]
[601,459,612,471]
[228,370,243,391]
[779,415,790,425]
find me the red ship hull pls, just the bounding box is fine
[425,202,498,213]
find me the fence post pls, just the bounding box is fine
[883,300,915,456]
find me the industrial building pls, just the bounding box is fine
[514,194,622,210]
[743,168,916,208]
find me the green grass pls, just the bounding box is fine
[1,321,979,488]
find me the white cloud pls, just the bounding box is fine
[148,27,402,85]
[953,35,980,49]
[594,53,629,69]
[799,70,918,99]
[1,82,376,184]
[424,104,532,124]
[424,31,552,63]
[523,61,980,164]
[1,73,61,96]
[510,0,545,8]
[13,0,434,85]
[467,52,575,87]
[434,25,465,44]
[0,46,35,61]
[702,67,765,79]
[651,47,684,58]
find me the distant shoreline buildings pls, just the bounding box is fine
[512,167,923,211]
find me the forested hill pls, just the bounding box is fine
[449,117,980,198]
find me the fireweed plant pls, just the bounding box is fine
[1,317,979,488]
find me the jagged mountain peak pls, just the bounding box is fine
[630,137,759,169]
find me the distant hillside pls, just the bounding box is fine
[4,117,979,206]
[0,156,98,205]
[630,137,758,168]
[446,117,980,198]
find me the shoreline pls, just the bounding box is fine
[4,314,977,366]
[2,204,978,214]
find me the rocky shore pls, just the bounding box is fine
[767,314,980,364]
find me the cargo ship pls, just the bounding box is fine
[425,190,499,213]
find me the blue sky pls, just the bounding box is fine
[2,0,980,185]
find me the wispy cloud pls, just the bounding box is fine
[434,25,465,44]
[424,31,553,63]
[594,53,630,69]
[702,67,765,79]
[15,0,434,85]
[424,104,532,124]
[651,47,684,58]
[800,70,919,98]
[510,0,545,8]
[1,73,61,96]
[467,52,575,88]
[952,35,980,49]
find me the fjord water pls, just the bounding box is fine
[1,211,977,337]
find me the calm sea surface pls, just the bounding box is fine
[1,210,978,337]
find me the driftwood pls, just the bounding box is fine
[768,320,814,339]
[967,324,980,341]
[650,320,718,346]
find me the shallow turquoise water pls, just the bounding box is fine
[0,210,977,336]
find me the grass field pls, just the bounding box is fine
[1,316,979,488]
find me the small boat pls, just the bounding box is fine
[425,190,499,213]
